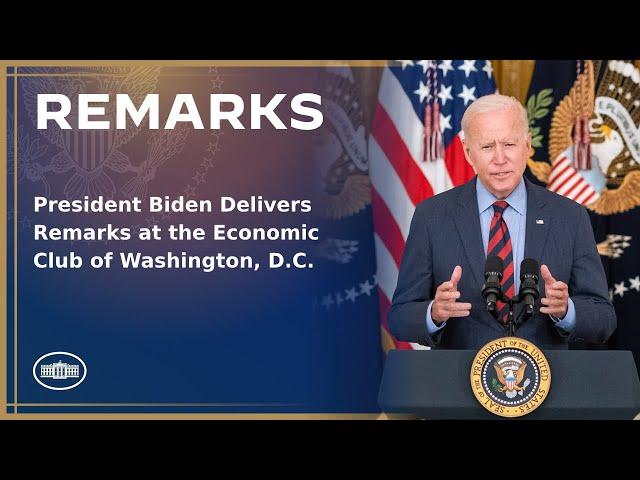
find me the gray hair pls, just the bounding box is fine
[461,93,529,139]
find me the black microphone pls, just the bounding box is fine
[519,258,540,315]
[482,256,504,319]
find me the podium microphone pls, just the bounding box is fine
[519,258,540,315]
[482,256,504,319]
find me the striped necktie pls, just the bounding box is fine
[487,201,515,323]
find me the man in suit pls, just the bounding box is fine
[388,94,616,350]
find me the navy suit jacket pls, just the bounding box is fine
[388,176,617,350]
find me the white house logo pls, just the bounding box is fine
[33,352,87,390]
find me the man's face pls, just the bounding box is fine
[463,107,531,199]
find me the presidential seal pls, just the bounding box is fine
[470,337,551,418]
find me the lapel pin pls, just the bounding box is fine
[536,219,544,224]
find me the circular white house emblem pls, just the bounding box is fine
[33,351,87,391]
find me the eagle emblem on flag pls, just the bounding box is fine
[21,66,161,200]
[315,68,371,220]
[528,60,640,216]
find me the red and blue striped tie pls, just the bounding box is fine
[487,201,514,323]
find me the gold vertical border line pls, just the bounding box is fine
[0,63,7,417]
[13,67,17,414]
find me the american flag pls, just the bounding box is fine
[369,60,496,350]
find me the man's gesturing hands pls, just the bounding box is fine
[540,264,569,319]
[431,264,568,326]
[431,266,472,325]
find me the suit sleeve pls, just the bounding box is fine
[568,206,617,343]
[388,204,442,347]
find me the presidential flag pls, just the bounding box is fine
[526,60,640,368]
[369,60,496,350]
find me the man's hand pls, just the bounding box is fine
[540,264,569,319]
[431,266,472,325]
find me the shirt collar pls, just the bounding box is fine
[476,176,526,215]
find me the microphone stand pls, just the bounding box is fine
[499,293,533,337]
[504,294,517,337]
